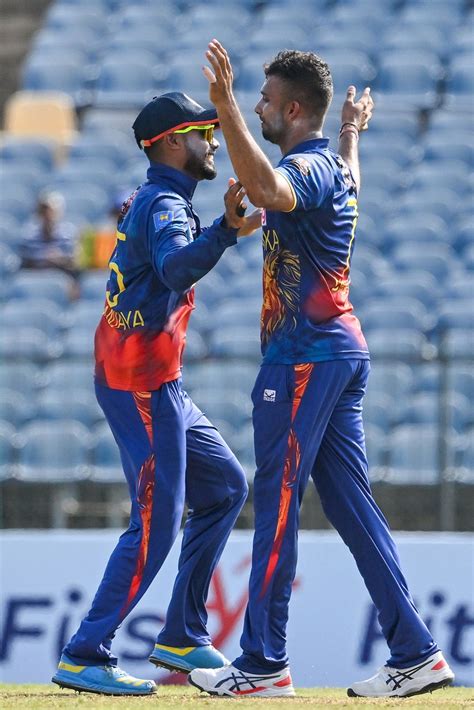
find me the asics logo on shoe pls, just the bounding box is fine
[215,669,283,694]
[385,659,433,690]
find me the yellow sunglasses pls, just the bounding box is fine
[173,124,215,143]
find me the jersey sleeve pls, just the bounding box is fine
[275,154,333,212]
[147,196,238,292]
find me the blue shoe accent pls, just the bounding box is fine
[149,644,229,674]
[52,654,157,695]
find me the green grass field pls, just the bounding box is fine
[0,685,472,710]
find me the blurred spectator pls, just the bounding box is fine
[80,190,133,269]
[20,191,80,276]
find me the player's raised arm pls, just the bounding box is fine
[203,39,295,211]
[338,86,374,194]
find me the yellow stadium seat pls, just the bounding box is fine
[4,90,78,146]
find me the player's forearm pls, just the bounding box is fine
[160,220,237,291]
[338,128,360,194]
[215,98,279,207]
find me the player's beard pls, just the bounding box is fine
[184,146,217,181]
[261,113,286,145]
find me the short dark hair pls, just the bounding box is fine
[264,50,333,119]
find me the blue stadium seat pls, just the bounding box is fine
[437,300,474,334]
[392,243,459,283]
[208,298,261,331]
[366,362,414,400]
[0,214,21,252]
[382,215,451,252]
[387,425,440,484]
[399,4,463,28]
[0,390,33,428]
[81,108,139,137]
[68,301,103,332]
[90,422,123,483]
[395,188,463,224]
[362,391,394,432]
[51,184,110,224]
[209,326,261,359]
[183,361,257,397]
[456,430,474,483]
[44,362,94,392]
[0,183,37,222]
[423,133,473,165]
[51,160,119,196]
[359,297,433,333]
[36,390,103,427]
[0,244,21,277]
[366,330,434,359]
[184,328,208,361]
[364,424,388,481]
[190,388,252,428]
[407,161,471,197]
[10,270,75,305]
[80,270,108,302]
[17,420,90,482]
[2,299,66,336]
[412,363,441,394]
[375,272,438,310]
[1,163,50,194]
[0,421,16,481]
[63,330,95,359]
[0,363,43,396]
[94,59,166,109]
[448,364,474,403]
[0,329,63,362]
[382,25,446,55]
[45,4,107,32]
[375,55,442,110]
[0,137,56,172]
[441,329,474,359]
[314,51,377,99]
[22,59,93,105]
[453,216,474,253]
[68,132,136,166]
[446,55,474,111]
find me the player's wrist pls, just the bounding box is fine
[339,122,360,140]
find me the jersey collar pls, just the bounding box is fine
[147,161,198,201]
[283,137,329,158]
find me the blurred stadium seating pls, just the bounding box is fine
[0,0,472,530]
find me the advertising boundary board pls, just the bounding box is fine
[0,530,473,686]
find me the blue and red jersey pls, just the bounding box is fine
[260,137,369,364]
[94,162,238,391]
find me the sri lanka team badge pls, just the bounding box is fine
[153,211,174,230]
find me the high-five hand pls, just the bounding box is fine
[203,39,235,107]
[341,86,374,133]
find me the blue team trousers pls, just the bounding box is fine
[64,378,248,666]
[234,359,437,674]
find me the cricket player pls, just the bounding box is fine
[188,43,455,699]
[52,92,261,695]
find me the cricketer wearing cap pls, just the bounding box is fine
[52,92,261,697]
[188,44,454,699]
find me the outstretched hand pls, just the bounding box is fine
[203,39,235,107]
[224,178,261,237]
[341,86,374,133]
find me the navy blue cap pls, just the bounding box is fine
[132,92,219,149]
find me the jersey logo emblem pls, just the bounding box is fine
[263,389,276,402]
[153,210,174,230]
[290,157,310,175]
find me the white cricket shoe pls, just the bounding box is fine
[347,650,454,698]
[189,663,295,697]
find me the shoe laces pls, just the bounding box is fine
[105,665,129,679]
